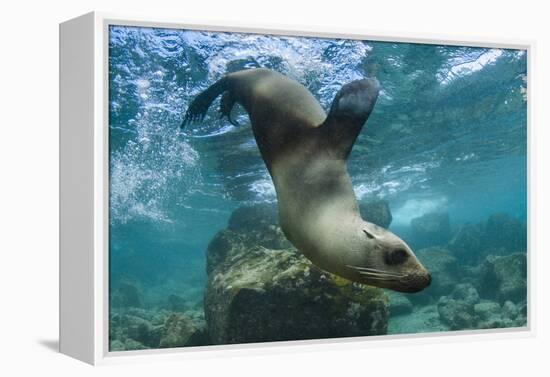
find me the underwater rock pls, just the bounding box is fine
[204,212,389,344]
[225,204,291,251]
[208,201,317,274]
[478,253,527,303]
[448,214,526,264]
[358,200,393,228]
[109,307,209,350]
[447,223,484,263]
[206,230,237,275]
[124,314,161,348]
[436,281,527,331]
[473,300,512,329]
[158,313,207,348]
[451,283,480,306]
[502,300,519,320]
[227,203,279,231]
[186,327,211,347]
[513,302,528,328]
[473,301,501,321]
[473,299,527,329]
[437,283,480,330]
[206,227,290,275]
[414,247,458,299]
[387,292,413,316]
[109,339,126,352]
[124,339,147,350]
[204,249,388,344]
[110,280,144,308]
[388,304,448,334]
[483,213,527,254]
[409,212,451,248]
[437,296,474,330]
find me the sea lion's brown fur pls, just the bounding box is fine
[183,68,431,293]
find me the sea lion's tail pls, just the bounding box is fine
[181,76,235,128]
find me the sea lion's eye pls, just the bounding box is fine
[363,229,375,239]
[384,248,409,265]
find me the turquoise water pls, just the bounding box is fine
[108,25,527,350]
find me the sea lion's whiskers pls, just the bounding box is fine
[357,271,401,278]
[361,269,403,277]
[356,272,399,281]
[359,267,398,274]
[346,265,404,278]
[354,270,401,279]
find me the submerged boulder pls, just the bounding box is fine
[483,213,527,254]
[387,292,413,316]
[478,253,527,303]
[204,246,388,344]
[473,301,501,322]
[204,205,389,345]
[359,200,393,228]
[158,313,208,348]
[447,223,485,263]
[410,212,451,248]
[436,282,526,330]
[110,312,161,349]
[109,339,126,352]
[388,304,448,334]
[414,247,458,299]
[501,300,519,320]
[124,339,147,350]
[226,204,291,251]
[473,299,527,329]
[227,203,279,232]
[109,307,209,351]
[110,280,144,309]
[447,213,526,264]
[451,283,481,306]
[438,296,475,330]
[437,283,480,330]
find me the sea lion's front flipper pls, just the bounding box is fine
[320,78,380,159]
[181,76,229,127]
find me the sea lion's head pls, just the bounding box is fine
[343,221,431,293]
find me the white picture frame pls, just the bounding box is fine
[59,11,534,365]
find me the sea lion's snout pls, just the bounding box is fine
[399,270,432,293]
[386,250,432,293]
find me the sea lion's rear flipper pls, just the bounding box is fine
[181,76,229,128]
[320,78,380,159]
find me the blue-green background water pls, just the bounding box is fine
[108,25,527,348]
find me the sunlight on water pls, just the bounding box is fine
[392,197,449,227]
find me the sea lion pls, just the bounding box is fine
[182,68,431,293]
